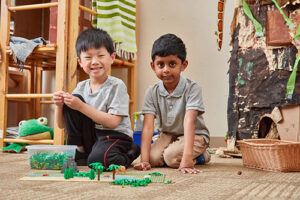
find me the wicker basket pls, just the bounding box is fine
[237,139,300,172]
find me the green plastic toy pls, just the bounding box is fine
[0,117,54,153]
[147,172,163,176]
[107,164,122,180]
[111,177,152,187]
[89,162,105,181]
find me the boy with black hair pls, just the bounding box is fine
[134,33,210,174]
[53,28,140,168]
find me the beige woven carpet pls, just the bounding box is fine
[0,153,300,200]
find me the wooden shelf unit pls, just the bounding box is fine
[0,0,138,149]
[0,0,68,148]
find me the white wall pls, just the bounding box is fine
[137,0,235,137]
[7,0,235,137]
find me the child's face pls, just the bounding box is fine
[78,46,115,80]
[151,55,187,88]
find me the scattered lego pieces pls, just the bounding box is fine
[61,155,78,173]
[144,175,151,179]
[207,149,215,154]
[25,161,166,185]
[23,171,166,184]
[89,169,96,180]
[64,168,74,179]
[164,180,172,184]
[89,162,105,181]
[111,177,152,187]
[106,164,122,180]
[237,171,242,175]
[148,172,163,176]
[115,165,126,175]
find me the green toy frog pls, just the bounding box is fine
[0,117,53,153]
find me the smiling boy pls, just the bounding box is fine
[134,33,210,174]
[53,28,140,168]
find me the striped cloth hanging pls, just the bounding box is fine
[92,0,137,61]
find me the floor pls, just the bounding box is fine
[0,152,299,200]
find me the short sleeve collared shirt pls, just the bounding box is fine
[142,76,209,144]
[72,76,133,138]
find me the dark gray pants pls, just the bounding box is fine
[63,94,134,168]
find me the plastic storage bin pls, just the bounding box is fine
[27,145,77,170]
[133,131,159,147]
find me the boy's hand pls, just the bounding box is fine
[134,162,151,171]
[63,93,84,111]
[178,166,201,174]
[53,91,65,107]
[178,159,201,174]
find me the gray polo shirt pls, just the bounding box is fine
[142,76,209,144]
[72,76,133,138]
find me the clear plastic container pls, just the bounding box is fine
[26,145,77,170]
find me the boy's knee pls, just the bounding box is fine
[149,152,164,167]
[87,151,105,166]
[164,157,179,168]
[163,147,181,168]
[89,151,130,168]
[63,95,84,112]
[73,94,85,102]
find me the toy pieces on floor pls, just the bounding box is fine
[115,165,126,175]
[61,155,79,173]
[0,117,54,153]
[20,171,166,183]
[110,177,151,187]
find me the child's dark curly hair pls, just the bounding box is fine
[151,33,186,62]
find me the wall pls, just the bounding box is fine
[5,0,235,139]
[137,0,235,137]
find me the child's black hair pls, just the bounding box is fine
[76,28,114,58]
[151,33,186,62]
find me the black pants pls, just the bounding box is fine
[63,94,134,168]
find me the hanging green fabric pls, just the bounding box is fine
[286,54,300,99]
[92,0,137,61]
[242,0,264,37]
[271,0,295,30]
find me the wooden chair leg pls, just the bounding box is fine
[28,64,35,119]
[35,60,43,118]
[53,0,69,145]
[0,0,11,149]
